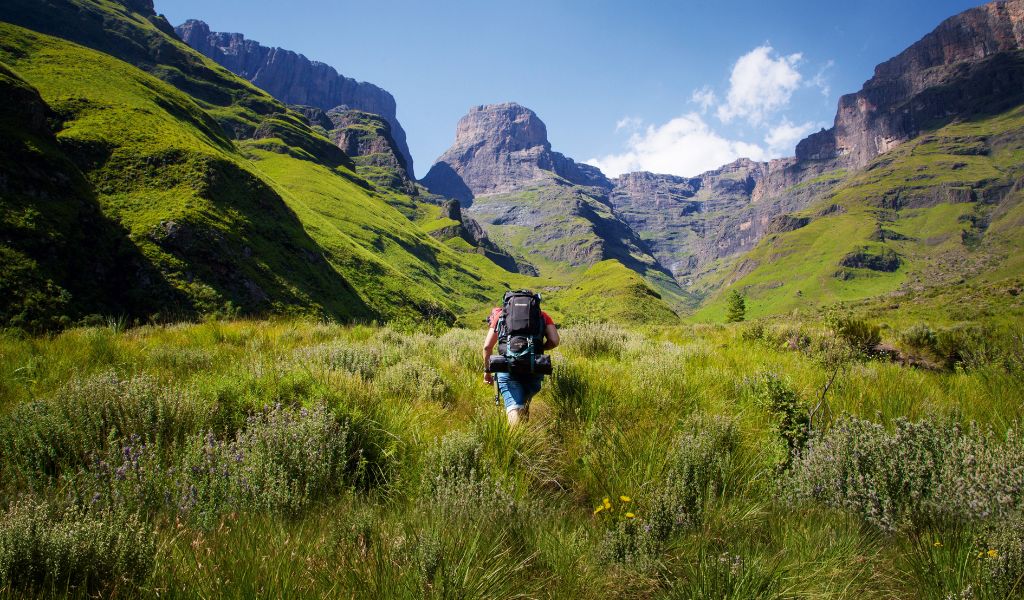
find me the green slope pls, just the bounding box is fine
[0,1,681,329]
[544,259,679,325]
[694,104,1024,322]
[0,3,549,328]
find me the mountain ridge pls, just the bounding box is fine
[175,19,415,177]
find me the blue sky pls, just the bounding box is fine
[159,0,981,178]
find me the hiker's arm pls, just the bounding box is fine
[543,323,559,350]
[482,328,498,383]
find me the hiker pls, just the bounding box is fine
[482,291,559,425]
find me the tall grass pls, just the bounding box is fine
[1,317,1022,596]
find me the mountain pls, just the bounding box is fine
[608,156,841,287]
[602,0,1024,316]
[175,19,415,177]
[295,106,416,195]
[422,102,689,311]
[690,0,1024,320]
[0,0,537,330]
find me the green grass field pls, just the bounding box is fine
[1,316,1022,598]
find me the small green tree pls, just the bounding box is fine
[725,290,746,323]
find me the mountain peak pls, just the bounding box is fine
[422,102,607,204]
[453,102,550,152]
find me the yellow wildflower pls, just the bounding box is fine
[593,505,604,515]
[603,497,611,509]
[620,495,632,502]
[625,512,636,519]
[933,541,942,547]
[988,549,998,558]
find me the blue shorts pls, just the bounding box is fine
[496,372,544,412]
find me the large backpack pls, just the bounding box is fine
[497,290,546,372]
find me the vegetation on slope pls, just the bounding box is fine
[0,2,562,330]
[544,260,679,325]
[695,102,1024,323]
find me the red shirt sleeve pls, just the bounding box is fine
[541,310,553,325]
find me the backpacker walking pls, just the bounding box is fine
[482,290,559,426]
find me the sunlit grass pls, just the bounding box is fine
[1,317,1022,597]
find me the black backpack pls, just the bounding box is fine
[496,290,548,373]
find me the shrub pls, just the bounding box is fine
[788,416,1024,531]
[901,323,937,353]
[752,372,809,469]
[740,321,766,342]
[934,325,994,370]
[599,416,739,569]
[75,403,358,526]
[420,431,527,523]
[562,323,633,358]
[829,315,881,355]
[976,512,1024,597]
[421,430,484,492]
[0,499,155,594]
[377,360,452,406]
[0,371,205,484]
[293,341,389,379]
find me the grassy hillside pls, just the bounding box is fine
[0,5,548,328]
[544,260,679,325]
[0,1,685,330]
[694,103,1024,323]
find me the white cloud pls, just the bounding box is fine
[615,116,643,132]
[588,45,823,178]
[765,118,817,154]
[586,113,768,178]
[716,45,802,126]
[691,85,716,114]
[807,59,834,97]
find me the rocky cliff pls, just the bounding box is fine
[421,102,609,204]
[292,106,416,194]
[797,0,1024,168]
[175,19,414,176]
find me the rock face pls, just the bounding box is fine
[292,106,416,195]
[174,19,414,177]
[797,0,1024,169]
[421,102,609,204]
[609,160,789,280]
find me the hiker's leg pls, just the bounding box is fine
[496,373,528,425]
[520,375,544,421]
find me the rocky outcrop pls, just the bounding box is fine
[297,107,417,195]
[421,102,609,204]
[797,0,1024,169]
[174,19,414,176]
